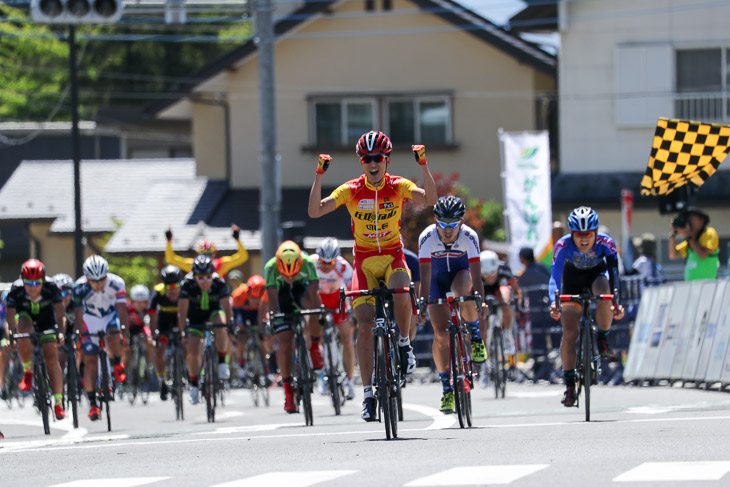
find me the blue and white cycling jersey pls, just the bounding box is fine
[549,232,620,304]
[418,224,481,274]
[73,273,127,322]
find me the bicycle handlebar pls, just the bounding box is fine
[427,293,482,307]
[339,285,418,316]
[555,290,618,313]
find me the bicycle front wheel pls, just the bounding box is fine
[172,348,184,421]
[297,335,314,426]
[375,335,393,440]
[451,330,465,428]
[582,321,592,422]
[99,353,112,432]
[388,329,403,421]
[324,336,342,416]
[65,355,80,429]
[34,359,51,435]
[203,347,216,423]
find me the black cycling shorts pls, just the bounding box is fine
[561,262,608,295]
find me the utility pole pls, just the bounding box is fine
[255,0,281,264]
[70,25,84,277]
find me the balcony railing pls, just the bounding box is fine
[674,92,730,122]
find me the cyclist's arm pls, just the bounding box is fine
[6,307,17,334]
[74,306,84,334]
[605,253,620,303]
[418,260,431,304]
[509,278,523,306]
[115,302,129,330]
[220,296,233,325]
[306,281,322,308]
[53,301,66,335]
[548,247,566,306]
[177,298,189,331]
[149,311,159,334]
[217,240,250,276]
[308,173,338,218]
[469,260,485,302]
[266,287,279,316]
[165,241,193,272]
[409,165,437,206]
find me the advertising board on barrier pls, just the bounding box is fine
[679,281,718,381]
[623,287,659,382]
[695,280,728,382]
[652,283,691,379]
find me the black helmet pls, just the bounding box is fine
[433,195,466,221]
[160,265,183,285]
[191,255,215,276]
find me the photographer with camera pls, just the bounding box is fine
[668,207,720,281]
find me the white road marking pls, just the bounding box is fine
[47,478,171,487]
[403,403,457,430]
[210,470,357,487]
[509,390,562,398]
[614,461,730,482]
[405,465,549,486]
[623,401,720,415]
[195,423,288,435]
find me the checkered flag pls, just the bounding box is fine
[640,118,730,196]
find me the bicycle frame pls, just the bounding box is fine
[14,328,56,435]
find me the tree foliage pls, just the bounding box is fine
[0,5,253,120]
[401,172,505,252]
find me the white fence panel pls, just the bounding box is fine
[624,287,659,382]
[670,282,704,380]
[638,284,677,380]
[694,281,728,383]
[680,281,718,381]
[654,283,694,379]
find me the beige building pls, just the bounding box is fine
[153,0,556,203]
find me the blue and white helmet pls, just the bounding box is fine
[83,255,109,280]
[567,206,599,232]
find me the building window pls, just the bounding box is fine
[313,99,376,146]
[675,48,728,121]
[311,94,452,147]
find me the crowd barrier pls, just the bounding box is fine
[624,278,730,389]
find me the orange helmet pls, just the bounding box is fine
[196,239,217,255]
[275,241,303,277]
[247,275,266,299]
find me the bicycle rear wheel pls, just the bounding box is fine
[493,326,506,399]
[462,329,474,427]
[582,321,592,422]
[388,329,403,421]
[324,336,342,416]
[34,359,51,435]
[386,336,399,439]
[375,335,393,440]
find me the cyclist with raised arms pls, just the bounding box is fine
[148,265,183,401]
[548,206,624,407]
[177,255,232,404]
[6,259,67,420]
[73,255,129,421]
[479,250,522,360]
[264,241,322,413]
[417,196,485,414]
[308,130,437,421]
[311,237,357,400]
[164,224,248,280]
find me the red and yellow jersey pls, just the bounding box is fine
[330,173,416,254]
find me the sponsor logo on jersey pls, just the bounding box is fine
[379,202,395,209]
[358,199,374,210]
[363,230,393,239]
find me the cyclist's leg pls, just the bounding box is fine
[353,303,375,387]
[388,270,412,341]
[105,319,126,382]
[210,311,229,378]
[274,329,294,379]
[337,317,355,381]
[41,340,63,397]
[185,325,204,384]
[592,275,612,332]
[452,270,484,361]
[154,330,169,378]
[300,283,324,368]
[559,308,580,372]
[16,316,34,376]
[80,319,101,412]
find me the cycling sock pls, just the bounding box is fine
[54,393,63,405]
[563,369,576,387]
[189,376,198,387]
[438,372,452,393]
[282,377,293,384]
[465,319,481,341]
[22,360,32,373]
[218,353,226,363]
[87,391,97,406]
[398,336,410,347]
[110,356,121,366]
[311,337,320,343]
[597,329,609,338]
[363,385,373,399]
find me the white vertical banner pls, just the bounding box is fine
[499,130,552,273]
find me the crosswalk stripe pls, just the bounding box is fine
[210,470,358,487]
[47,478,171,487]
[614,461,730,482]
[405,465,550,486]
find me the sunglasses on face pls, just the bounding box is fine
[573,231,594,238]
[23,279,43,287]
[165,282,180,290]
[60,290,71,297]
[195,274,213,281]
[360,154,387,164]
[319,259,336,266]
[436,220,460,230]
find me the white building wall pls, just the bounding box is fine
[560,0,730,174]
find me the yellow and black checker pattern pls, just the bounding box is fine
[640,118,730,196]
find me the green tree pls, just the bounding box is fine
[401,172,505,252]
[105,254,159,289]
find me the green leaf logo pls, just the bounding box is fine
[520,147,538,159]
